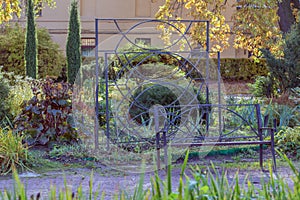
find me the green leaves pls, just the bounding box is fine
[66,0,81,85]
[0,25,65,78]
[0,129,28,175]
[275,126,300,158]
[25,0,38,79]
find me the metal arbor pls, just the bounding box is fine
[89,18,276,171]
[95,18,214,145]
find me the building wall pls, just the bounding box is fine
[14,0,248,58]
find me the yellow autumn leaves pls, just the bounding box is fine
[156,0,295,58]
[156,0,230,53]
[0,0,56,24]
[0,0,21,23]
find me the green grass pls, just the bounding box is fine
[27,150,82,173]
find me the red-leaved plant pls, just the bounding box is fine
[14,78,78,146]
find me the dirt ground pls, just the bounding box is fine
[0,156,296,200]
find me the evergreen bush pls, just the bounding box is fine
[24,0,38,79]
[66,0,81,84]
[261,12,300,95]
[0,67,10,122]
[129,83,181,126]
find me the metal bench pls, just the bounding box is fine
[155,103,277,172]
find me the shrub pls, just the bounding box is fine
[14,78,78,146]
[0,68,33,126]
[24,0,38,79]
[248,75,279,98]
[264,103,300,129]
[66,0,81,84]
[129,83,181,126]
[275,126,300,159]
[105,42,269,81]
[0,129,28,175]
[0,25,65,78]
[110,43,181,80]
[7,77,33,120]
[219,58,268,81]
[260,13,300,94]
[0,67,10,122]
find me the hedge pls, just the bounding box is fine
[82,56,269,82]
[219,58,268,81]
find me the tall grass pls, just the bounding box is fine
[0,129,28,175]
[0,151,299,199]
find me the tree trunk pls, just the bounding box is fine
[277,0,299,33]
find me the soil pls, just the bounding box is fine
[0,151,296,200]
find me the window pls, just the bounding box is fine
[81,37,96,57]
[236,0,270,10]
[82,48,95,57]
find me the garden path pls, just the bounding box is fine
[0,163,295,200]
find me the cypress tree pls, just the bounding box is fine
[25,0,38,79]
[66,0,81,84]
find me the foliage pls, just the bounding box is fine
[275,126,300,159]
[48,144,92,160]
[264,103,300,129]
[0,129,28,175]
[0,67,33,125]
[0,67,10,122]
[24,0,38,79]
[129,83,181,126]
[219,58,268,80]
[155,0,230,52]
[36,27,66,78]
[232,0,282,57]
[6,76,33,120]
[66,0,81,84]
[111,43,269,81]
[14,78,78,146]
[0,0,56,24]
[248,76,279,98]
[156,0,299,58]
[0,25,66,78]
[113,44,269,81]
[261,12,300,94]
[124,152,299,200]
[109,42,180,80]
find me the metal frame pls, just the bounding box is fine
[94,18,276,172]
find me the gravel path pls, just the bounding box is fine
[0,164,295,200]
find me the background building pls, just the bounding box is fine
[14,0,249,58]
